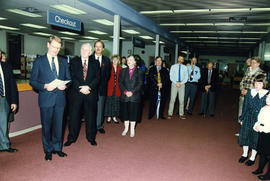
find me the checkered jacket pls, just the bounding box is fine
[240,68,266,91]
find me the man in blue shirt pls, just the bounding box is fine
[184,57,201,115]
[168,56,188,119]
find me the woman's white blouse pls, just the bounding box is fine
[253,106,270,133]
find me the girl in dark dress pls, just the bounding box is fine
[238,74,268,166]
[118,55,144,137]
[252,94,270,180]
[104,55,122,123]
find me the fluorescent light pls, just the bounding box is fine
[122,30,140,34]
[217,31,242,33]
[170,31,193,33]
[139,36,153,39]
[242,31,268,34]
[211,8,250,12]
[153,41,165,44]
[21,23,47,29]
[174,9,210,13]
[0,25,19,30]
[88,30,107,35]
[0,17,7,20]
[193,31,216,33]
[61,37,75,40]
[140,10,173,14]
[246,23,270,26]
[84,36,98,40]
[160,23,185,26]
[33,32,51,36]
[186,23,213,26]
[215,23,244,26]
[7,9,42,17]
[218,37,239,40]
[186,40,201,43]
[109,36,125,40]
[252,8,270,12]
[179,37,199,39]
[59,31,79,36]
[51,4,86,15]
[239,37,261,40]
[93,19,114,26]
[264,54,270,58]
[239,42,257,44]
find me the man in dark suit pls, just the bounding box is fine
[0,60,18,153]
[64,43,100,147]
[148,56,170,119]
[199,61,218,117]
[30,36,71,161]
[89,40,111,134]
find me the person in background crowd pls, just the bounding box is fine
[118,55,144,137]
[30,36,71,161]
[90,40,111,134]
[167,56,188,120]
[148,56,170,120]
[121,56,127,68]
[64,43,100,147]
[184,57,201,115]
[162,60,169,71]
[105,55,122,124]
[199,61,218,117]
[252,93,270,180]
[238,74,268,167]
[0,51,18,153]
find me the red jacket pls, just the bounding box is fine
[107,65,122,97]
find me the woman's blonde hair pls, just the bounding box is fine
[111,55,120,65]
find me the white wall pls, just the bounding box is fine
[0,30,7,52]
[24,34,48,56]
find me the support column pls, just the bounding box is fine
[155,34,160,57]
[175,43,179,63]
[113,15,120,55]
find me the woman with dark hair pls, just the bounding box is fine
[118,55,144,137]
[252,93,270,180]
[238,74,268,166]
[104,55,122,124]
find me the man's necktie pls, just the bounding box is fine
[83,60,87,80]
[51,57,57,78]
[208,70,212,84]
[0,73,4,96]
[98,56,101,67]
[190,69,194,81]
[157,70,161,84]
[178,64,181,82]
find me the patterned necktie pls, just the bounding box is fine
[178,64,181,82]
[0,72,4,96]
[83,60,87,80]
[51,57,57,78]
[190,68,194,81]
[157,70,161,84]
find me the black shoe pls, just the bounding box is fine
[238,156,248,163]
[113,118,119,124]
[252,169,263,175]
[90,140,97,146]
[258,175,270,180]
[45,152,52,161]
[245,160,255,166]
[0,148,18,153]
[52,151,67,157]
[187,111,192,115]
[160,116,166,119]
[64,140,74,147]
[210,114,215,117]
[98,128,105,134]
[199,112,204,115]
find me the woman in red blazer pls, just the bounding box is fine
[104,55,122,123]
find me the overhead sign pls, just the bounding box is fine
[47,10,81,31]
[132,37,145,48]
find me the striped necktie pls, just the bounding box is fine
[83,60,87,80]
[0,72,4,96]
[51,57,57,78]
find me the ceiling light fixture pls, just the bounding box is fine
[93,19,114,26]
[21,23,47,29]
[140,10,173,14]
[88,30,108,35]
[0,17,7,20]
[84,36,98,40]
[0,25,19,30]
[109,36,125,40]
[33,32,51,36]
[60,37,75,40]
[139,36,153,39]
[122,30,140,34]
[59,31,79,36]
[51,4,87,15]
[7,9,42,17]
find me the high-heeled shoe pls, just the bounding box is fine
[252,169,263,175]
[106,117,111,123]
[258,175,270,180]
[113,117,119,124]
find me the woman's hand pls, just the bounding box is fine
[254,125,260,132]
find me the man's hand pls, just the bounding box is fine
[79,86,91,95]
[176,82,181,88]
[11,104,17,112]
[58,85,67,90]
[157,83,162,89]
[44,84,56,91]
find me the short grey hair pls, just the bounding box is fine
[81,43,92,50]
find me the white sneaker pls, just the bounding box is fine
[122,130,128,136]
[235,133,239,136]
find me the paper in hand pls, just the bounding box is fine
[49,79,71,88]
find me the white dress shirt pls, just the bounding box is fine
[0,64,6,96]
[254,105,270,133]
[169,63,188,84]
[47,53,59,75]
[95,54,102,67]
